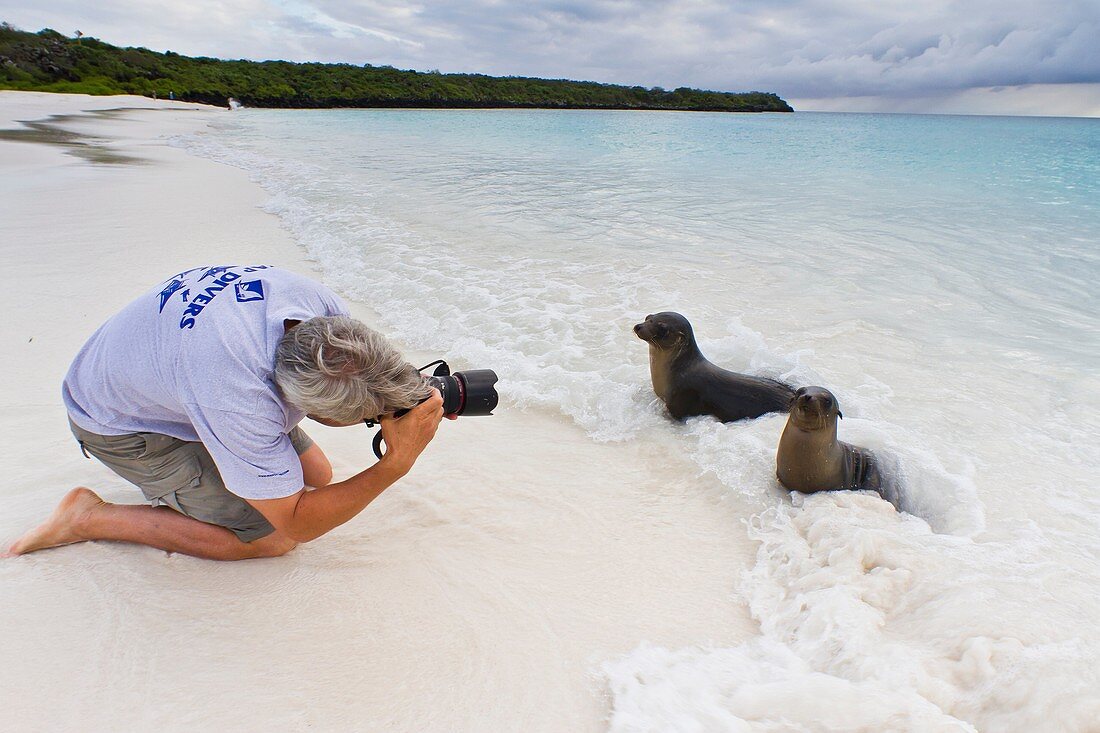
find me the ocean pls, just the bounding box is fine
[181,109,1099,731]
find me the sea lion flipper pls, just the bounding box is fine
[863,451,904,511]
[666,388,702,421]
[857,449,882,492]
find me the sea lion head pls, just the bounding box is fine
[633,312,696,354]
[789,386,843,431]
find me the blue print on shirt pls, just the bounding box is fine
[199,266,233,281]
[235,280,265,302]
[157,279,186,312]
[158,264,273,329]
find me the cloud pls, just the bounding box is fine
[791,82,1100,117]
[273,1,423,49]
[2,0,1098,104]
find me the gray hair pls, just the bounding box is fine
[274,316,431,423]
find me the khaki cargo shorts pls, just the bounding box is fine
[69,419,313,543]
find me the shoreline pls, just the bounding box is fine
[0,92,758,732]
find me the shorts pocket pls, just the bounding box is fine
[138,433,186,459]
[82,432,149,461]
[135,446,203,502]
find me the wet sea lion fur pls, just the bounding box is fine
[634,312,796,423]
[776,386,886,496]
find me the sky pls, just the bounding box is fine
[3,0,1099,116]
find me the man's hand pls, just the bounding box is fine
[377,388,445,473]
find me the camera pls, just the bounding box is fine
[370,360,498,458]
[398,360,499,418]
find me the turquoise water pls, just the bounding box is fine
[212,110,1098,365]
[184,109,1100,731]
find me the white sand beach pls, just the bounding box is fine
[0,92,756,731]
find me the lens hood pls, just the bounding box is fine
[454,369,499,416]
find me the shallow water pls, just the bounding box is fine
[181,109,1100,731]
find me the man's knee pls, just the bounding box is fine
[299,444,333,488]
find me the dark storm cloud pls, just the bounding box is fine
[3,0,1098,98]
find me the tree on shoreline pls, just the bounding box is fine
[0,24,793,113]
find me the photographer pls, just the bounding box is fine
[5,265,444,560]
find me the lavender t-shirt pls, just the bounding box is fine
[63,265,349,500]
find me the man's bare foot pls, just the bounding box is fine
[5,487,106,557]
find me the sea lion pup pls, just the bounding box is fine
[776,386,884,496]
[633,311,796,422]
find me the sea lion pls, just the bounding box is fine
[776,386,883,495]
[633,311,796,423]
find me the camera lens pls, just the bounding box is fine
[453,369,499,416]
[398,366,497,419]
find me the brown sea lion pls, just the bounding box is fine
[776,386,884,495]
[633,312,796,423]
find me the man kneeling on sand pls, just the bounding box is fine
[6,265,444,560]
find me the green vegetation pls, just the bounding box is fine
[0,24,793,112]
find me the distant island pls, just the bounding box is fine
[0,25,793,113]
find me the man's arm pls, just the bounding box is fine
[245,392,444,543]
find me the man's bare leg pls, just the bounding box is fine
[4,487,297,561]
